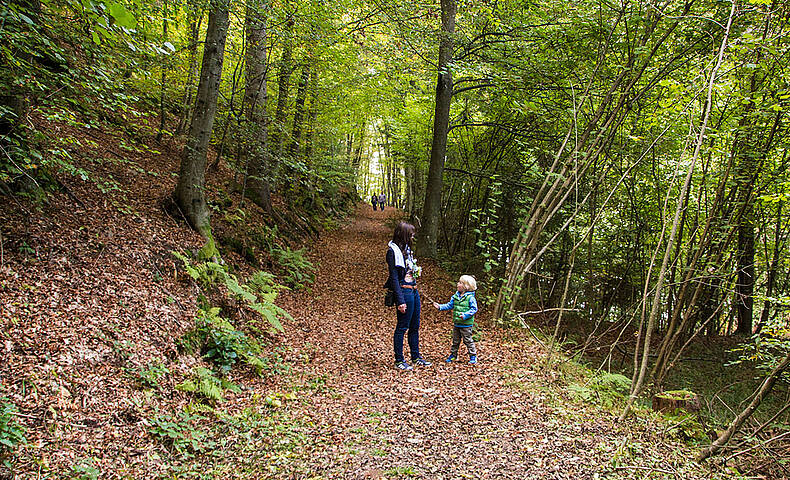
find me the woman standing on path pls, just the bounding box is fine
[386,222,432,370]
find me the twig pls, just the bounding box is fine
[517,316,548,350]
[11,411,40,419]
[724,430,790,462]
[518,307,581,316]
[614,465,676,475]
[55,177,86,207]
[0,143,41,192]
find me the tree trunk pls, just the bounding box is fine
[620,1,735,421]
[417,0,456,258]
[155,0,169,142]
[174,1,229,237]
[289,53,312,157]
[304,68,319,159]
[242,0,271,213]
[756,203,782,333]
[271,15,295,158]
[176,9,204,136]
[0,0,40,139]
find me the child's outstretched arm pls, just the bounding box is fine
[435,297,454,311]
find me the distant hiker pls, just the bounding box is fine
[378,193,386,210]
[433,275,478,364]
[386,221,430,370]
[371,193,378,211]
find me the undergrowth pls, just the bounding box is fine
[0,397,26,468]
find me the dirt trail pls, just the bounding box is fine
[272,206,640,479]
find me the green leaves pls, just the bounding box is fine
[107,3,136,29]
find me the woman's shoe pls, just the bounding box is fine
[469,355,477,365]
[445,354,457,363]
[395,361,413,371]
[413,358,432,367]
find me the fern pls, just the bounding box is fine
[272,245,315,289]
[176,367,225,403]
[173,251,291,333]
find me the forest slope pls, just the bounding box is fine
[1,127,730,477]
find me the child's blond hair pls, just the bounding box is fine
[459,275,477,291]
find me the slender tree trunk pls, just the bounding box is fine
[0,0,40,138]
[174,0,229,237]
[756,203,782,333]
[289,54,312,157]
[272,15,294,158]
[417,0,456,258]
[176,9,204,136]
[155,0,169,142]
[242,0,271,213]
[304,68,319,159]
[620,1,735,420]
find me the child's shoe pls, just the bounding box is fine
[469,355,477,365]
[395,361,413,371]
[445,354,456,363]
[413,357,432,367]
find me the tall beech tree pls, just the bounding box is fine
[174,0,229,237]
[242,0,272,213]
[417,0,456,258]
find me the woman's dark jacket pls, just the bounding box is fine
[385,246,415,306]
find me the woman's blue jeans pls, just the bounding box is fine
[393,289,421,363]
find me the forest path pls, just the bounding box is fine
[272,205,623,479]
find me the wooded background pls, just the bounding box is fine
[2,0,789,472]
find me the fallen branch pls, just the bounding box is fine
[724,430,790,463]
[697,351,790,462]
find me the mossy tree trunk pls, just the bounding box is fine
[174,0,229,237]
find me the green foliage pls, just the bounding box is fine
[0,397,26,465]
[270,245,315,289]
[567,372,631,408]
[385,466,417,477]
[149,410,210,456]
[126,362,169,389]
[173,251,291,333]
[185,305,267,375]
[729,319,790,382]
[176,367,240,403]
[663,412,708,443]
[69,458,100,480]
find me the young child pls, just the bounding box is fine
[433,275,478,364]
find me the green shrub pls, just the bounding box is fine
[70,458,100,480]
[174,250,292,333]
[126,362,169,389]
[189,306,266,375]
[0,397,26,465]
[149,409,211,456]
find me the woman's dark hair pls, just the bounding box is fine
[392,222,416,251]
